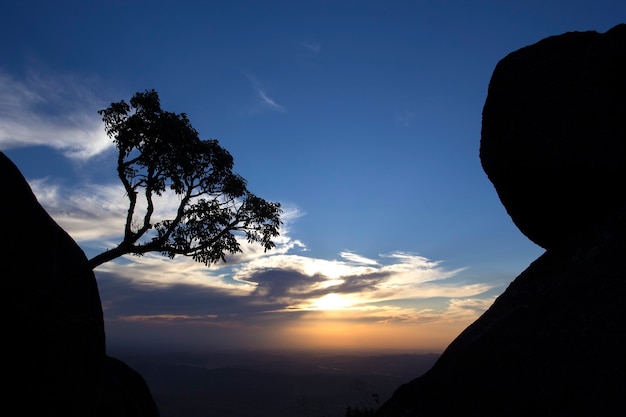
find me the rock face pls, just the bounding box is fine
[377,24,626,417]
[97,356,162,417]
[1,151,159,416]
[2,151,105,415]
[480,23,626,250]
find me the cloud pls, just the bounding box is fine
[445,297,496,320]
[395,109,415,127]
[340,251,380,266]
[302,41,321,53]
[257,89,284,112]
[29,175,304,259]
[241,71,285,113]
[26,175,491,324]
[94,246,491,321]
[0,70,112,160]
[34,176,490,323]
[29,178,128,244]
[98,259,494,351]
[18,143,495,351]
[70,192,492,351]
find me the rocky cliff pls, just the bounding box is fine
[1,151,159,416]
[377,24,626,417]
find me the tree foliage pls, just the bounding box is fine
[87,89,282,270]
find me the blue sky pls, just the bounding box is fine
[2,1,624,352]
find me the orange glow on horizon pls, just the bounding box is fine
[276,319,468,352]
[108,304,485,353]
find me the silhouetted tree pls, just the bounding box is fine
[87,89,282,270]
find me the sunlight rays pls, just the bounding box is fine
[307,292,355,311]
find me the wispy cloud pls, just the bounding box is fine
[395,109,416,127]
[257,89,284,112]
[29,176,306,259]
[302,41,321,53]
[241,71,285,113]
[29,178,128,244]
[0,70,112,160]
[339,251,380,266]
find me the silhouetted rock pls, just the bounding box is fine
[1,151,159,416]
[2,151,105,415]
[480,23,626,250]
[377,24,626,417]
[97,356,161,417]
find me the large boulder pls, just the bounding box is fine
[480,23,626,250]
[1,151,159,416]
[1,151,105,415]
[377,24,626,417]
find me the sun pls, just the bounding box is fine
[311,293,353,310]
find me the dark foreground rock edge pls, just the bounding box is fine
[480,23,626,250]
[377,24,626,417]
[377,218,626,416]
[2,151,159,416]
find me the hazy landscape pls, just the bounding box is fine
[111,347,440,417]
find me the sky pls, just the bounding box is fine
[2,1,624,353]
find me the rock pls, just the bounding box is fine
[377,227,626,416]
[97,356,160,417]
[377,24,626,417]
[1,151,105,415]
[1,151,159,416]
[480,23,626,250]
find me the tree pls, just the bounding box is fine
[87,89,282,270]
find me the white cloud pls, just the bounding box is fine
[40,178,490,315]
[233,254,375,282]
[241,71,285,113]
[339,251,380,266]
[0,71,112,160]
[231,250,488,308]
[257,89,284,112]
[30,174,488,307]
[97,253,255,295]
[29,176,302,259]
[292,297,494,326]
[445,297,496,320]
[29,178,128,243]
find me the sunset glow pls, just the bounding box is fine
[310,293,354,310]
[8,1,620,353]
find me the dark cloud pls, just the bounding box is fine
[247,268,324,299]
[335,272,388,294]
[97,271,275,318]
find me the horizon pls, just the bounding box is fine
[2,1,623,353]
[107,342,444,358]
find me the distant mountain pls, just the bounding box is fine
[111,349,439,417]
